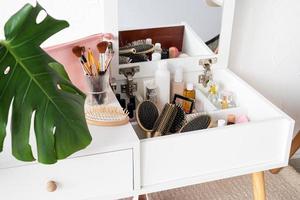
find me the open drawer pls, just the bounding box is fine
[128,60,294,190]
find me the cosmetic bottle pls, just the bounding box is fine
[152,52,161,61]
[227,114,236,125]
[146,85,158,104]
[207,81,219,106]
[127,103,134,119]
[130,96,136,110]
[155,61,170,110]
[152,43,162,61]
[219,90,235,109]
[154,43,162,53]
[169,47,179,58]
[171,66,184,100]
[217,119,226,127]
[183,83,196,113]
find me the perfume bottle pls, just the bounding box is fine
[207,81,219,106]
[220,90,235,109]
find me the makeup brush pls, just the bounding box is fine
[169,104,186,134]
[179,114,211,133]
[87,48,97,75]
[97,41,109,72]
[104,42,114,71]
[72,46,92,75]
[136,101,159,138]
[152,103,178,137]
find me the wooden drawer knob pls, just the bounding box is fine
[46,180,57,192]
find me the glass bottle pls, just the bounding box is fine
[183,83,196,113]
[207,81,219,106]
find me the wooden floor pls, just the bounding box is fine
[123,166,300,200]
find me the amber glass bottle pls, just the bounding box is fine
[183,83,195,113]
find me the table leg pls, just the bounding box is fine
[252,172,266,200]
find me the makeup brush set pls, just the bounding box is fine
[72,41,114,77]
[136,100,212,138]
[71,35,130,126]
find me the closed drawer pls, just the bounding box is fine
[0,150,133,200]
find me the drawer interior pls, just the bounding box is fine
[118,24,213,65]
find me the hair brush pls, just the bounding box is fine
[136,101,159,138]
[152,103,178,137]
[169,104,186,134]
[85,105,129,126]
[179,114,212,133]
[119,44,154,55]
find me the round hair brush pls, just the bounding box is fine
[180,114,211,133]
[119,44,154,55]
[136,101,159,138]
[169,104,186,134]
[152,103,178,137]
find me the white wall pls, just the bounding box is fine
[229,0,300,158]
[0,0,105,47]
[118,0,222,42]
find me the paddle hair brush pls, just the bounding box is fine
[169,104,186,134]
[136,101,159,138]
[180,114,212,133]
[119,44,154,55]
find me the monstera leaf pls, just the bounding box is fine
[0,3,92,164]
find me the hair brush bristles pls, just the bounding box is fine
[153,103,178,137]
[180,114,211,133]
[169,104,186,134]
[136,101,159,138]
[85,105,129,125]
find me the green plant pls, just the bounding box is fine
[0,3,92,164]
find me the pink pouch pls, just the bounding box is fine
[45,33,114,92]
